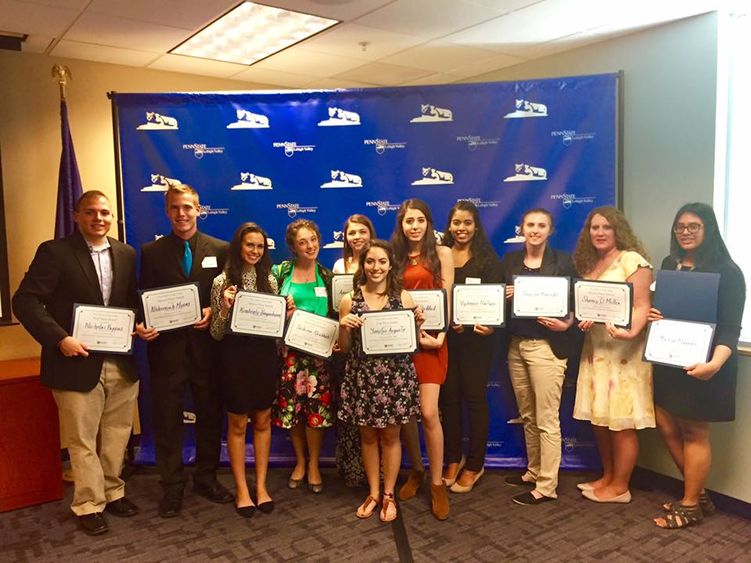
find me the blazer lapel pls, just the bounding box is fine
[72,233,105,305]
[539,246,558,276]
[190,233,208,280]
[109,238,125,303]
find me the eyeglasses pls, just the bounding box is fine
[673,223,703,234]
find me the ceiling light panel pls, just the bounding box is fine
[171,1,339,65]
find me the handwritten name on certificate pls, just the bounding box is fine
[644,319,715,368]
[140,283,202,331]
[230,291,286,338]
[331,274,354,312]
[72,304,136,354]
[407,289,447,331]
[574,280,632,327]
[512,276,569,318]
[283,310,339,359]
[360,309,418,356]
[452,284,505,326]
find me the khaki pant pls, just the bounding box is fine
[507,337,567,498]
[52,359,139,516]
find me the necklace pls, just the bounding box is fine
[408,253,421,266]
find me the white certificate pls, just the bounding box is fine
[512,276,570,318]
[407,289,447,331]
[574,280,632,327]
[283,309,339,359]
[71,304,135,354]
[331,274,354,312]
[140,283,202,331]
[452,284,505,327]
[644,319,715,368]
[360,309,418,356]
[229,291,286,338]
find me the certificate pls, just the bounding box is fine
[140,283,202,331]
[644,319,715,368]
[407,289,447,331]
[229,291,286,338]
[360,309,418,356]
[574,280,632,328]
[283,310,339,359]
[452,284,505,327]
[512,276,570,318]
[71,304,135,354]
[331,274,354,312]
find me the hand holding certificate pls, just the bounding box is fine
[284,309,339,359]
[406,289,447,331]
[331,274,354,312]
[72,304,136,354]
[229,291,286,338]
[512,276,569,318]
[140,283,202,331]
[360,309,418,355]
[452,284,505,326]
[574,280,632,327]
[643,319,715,368]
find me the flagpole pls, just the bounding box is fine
[51,63,70,101]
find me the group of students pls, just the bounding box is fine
[13,183,745,536]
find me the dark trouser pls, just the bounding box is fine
[150,349,223,495]
[440,335,493,472]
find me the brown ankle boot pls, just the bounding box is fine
[398,469,425,501]
[431,483,449,520]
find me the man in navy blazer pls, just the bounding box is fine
[13,191,140,536]
[138,184,231,517]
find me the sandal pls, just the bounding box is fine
[655,503,703,529]
[356,495,380,519]
[662,491,716,517]
[380,493,397,523]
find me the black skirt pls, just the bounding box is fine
[219,334,280,414]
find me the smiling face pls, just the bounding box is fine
[363,245,391,285]
[522,211,552,249]
[240,231,265,267]
[402,208,428,244]
[166,192,199,240]
[674,212,705,254]
[345,221,371,256]
[293,227,319,262]
[589,213,616,254]
[448,209,476,247]
[75,195,113,244]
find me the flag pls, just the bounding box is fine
[54,99,83,239]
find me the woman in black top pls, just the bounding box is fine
[440,201,501,493]
[500,208,579,505]
[651,203,745,529]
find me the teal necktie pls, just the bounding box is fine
[181,240,192,277]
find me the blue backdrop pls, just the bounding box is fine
[113,73,619,469]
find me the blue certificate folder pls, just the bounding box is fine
[653,270,720,323]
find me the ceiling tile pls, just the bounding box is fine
[255,0,396,22]
[148,54,250,78]
[381,41,496,72]
[354,0,502,39]
[16,0,88,9]
[400,72,464,86]
[251,47,370,77]
[228,67,318,88]
[306,77,380,89]
[21,34,54,53]
[298,22,425,60]
[87,0,238,30]
[50,39,159,66]
[446,51,527,78]
[333,61,432,86]
[63,12,192,52]
[462,0,541,11]
[0,0,81,36]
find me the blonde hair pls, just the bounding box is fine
[165,184,200,207]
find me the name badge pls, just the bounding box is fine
[315,286,328,298]
[201,256,218,268]
[465,277,482,285]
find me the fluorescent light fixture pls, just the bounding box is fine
[171,2,339,65]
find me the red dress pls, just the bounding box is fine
[403,262,449,385]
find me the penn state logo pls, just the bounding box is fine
[503,99,548,119]
[410,103,453,123]
[318,107,361,126]
[411,167,454,186]
[503,163,548,183]
[227,109,270,129]
[137,111,179,130]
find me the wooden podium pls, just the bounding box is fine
[0,358,63,511]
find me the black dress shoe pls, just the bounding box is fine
[235,504,256,518]
[193,481,234,504]
[512,491,556,506]
[105,497,140,518]
[158,494,183,518]
[257,501,275,514]
[78,512,108,536]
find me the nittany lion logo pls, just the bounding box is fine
[323,230,345,249]
[411,167,454,186]
[141,174,181,192]
[231,172,273,191]
[227,109,269,129]
[504,99,548,119]
[503,163,548,183]
[317,107,361,127]
[137,112,179,130]
[321,170,363,189]
[410,104,453,123]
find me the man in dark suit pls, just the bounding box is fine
[138,184,232,517]
[13,190,140,536]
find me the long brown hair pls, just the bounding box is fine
[224,222,273,293]
[342,214,376,262]
[391,199,442,286]
[353,240,402,299]
[573,206,649,275]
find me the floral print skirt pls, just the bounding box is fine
[273,347,333,429]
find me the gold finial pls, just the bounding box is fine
[51,64,72,100]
